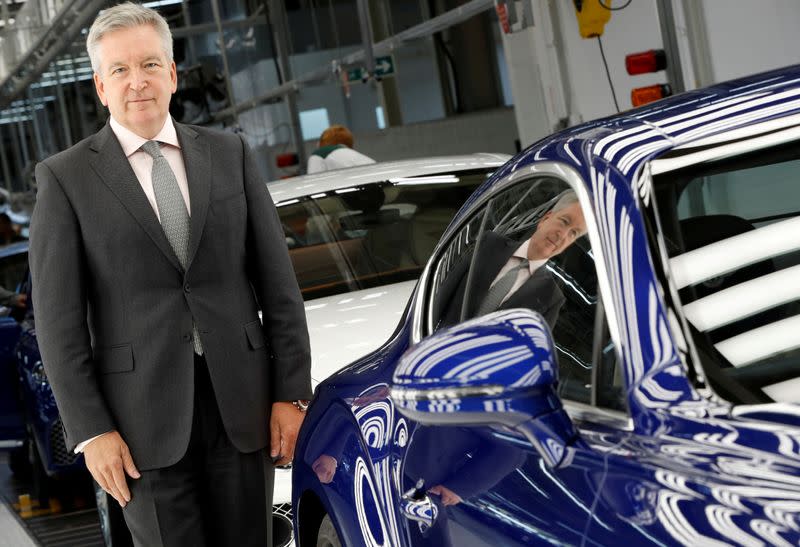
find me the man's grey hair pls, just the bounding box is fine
[86,2,173,75]
[550,190,580,214]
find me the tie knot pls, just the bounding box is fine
[141,140,163,159]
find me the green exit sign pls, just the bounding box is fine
[346,55,395,82]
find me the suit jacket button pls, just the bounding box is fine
[184,283,191,293]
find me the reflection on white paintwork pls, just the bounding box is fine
[306,280,417,385]
[650,118,800,175]
[715,315,800,368]
[669,217,800,290]
[266,154,510,202]
[682,265,800,331]
[273,468,292,504]
[389,175,460,185]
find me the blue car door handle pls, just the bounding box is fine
[400,480,439,528]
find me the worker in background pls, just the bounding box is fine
[307,125,375,174]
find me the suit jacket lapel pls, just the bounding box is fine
[88,123,183,273]
[175,122,210,270]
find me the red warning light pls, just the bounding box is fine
[625,49,667,76]
[276,153,299,168]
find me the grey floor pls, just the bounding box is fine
[0,452,37,547]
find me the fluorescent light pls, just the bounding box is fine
[669,216,800,289]
[142,0,183,7]
[715,315,800,367]
[334,188,358,194]
[683,264,800,331]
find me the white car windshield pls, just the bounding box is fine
[275,170,491,301]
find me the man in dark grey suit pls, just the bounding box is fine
[29,3,310,545]
[436,192,587,330]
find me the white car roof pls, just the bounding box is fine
[266,153,510,204]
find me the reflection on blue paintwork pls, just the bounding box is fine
[293,65,800,546]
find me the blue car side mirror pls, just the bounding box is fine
[391,309,579,467]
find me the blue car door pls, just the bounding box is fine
[398,419,626,546]
[394,172,633,545]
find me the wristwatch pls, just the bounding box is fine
[292,399,310,412]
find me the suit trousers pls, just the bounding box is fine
[121,354,274,547]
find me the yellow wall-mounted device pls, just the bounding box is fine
[573,0,612,38]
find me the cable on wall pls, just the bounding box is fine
[596,35,620,112]
[598,0,633,11]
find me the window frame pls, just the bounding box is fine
[645,132,800,406]
[410,161,629,418]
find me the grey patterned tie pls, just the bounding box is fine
[476,258,530,316]
[140,140,203,355]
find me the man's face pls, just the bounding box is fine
[527,202,587,260]
[93,24,177,139]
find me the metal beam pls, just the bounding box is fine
[266,0,307,172]
[656,0,686,94]
[0,0,108,109]
[213,0,493,121]
[0,124,12,192]
[170,14,267,39]
[210,0,238,127]
[681,0,714,88]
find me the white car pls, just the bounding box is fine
[265,154,509,545]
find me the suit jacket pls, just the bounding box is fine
[29,121,312,470]
[436,231,565,330]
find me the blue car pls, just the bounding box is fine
[293,65,800,546]
[0,242,85,479]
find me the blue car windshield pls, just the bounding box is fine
[650,138,800,405]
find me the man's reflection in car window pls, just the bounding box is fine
[434,191,587,330]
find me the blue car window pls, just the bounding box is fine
[652,140,800,404]
[429,175,626,411]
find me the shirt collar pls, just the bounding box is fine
[513,240,547,274]
[109,115,181,158]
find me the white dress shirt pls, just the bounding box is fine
[489,240,547,307]
[76,115,191,454]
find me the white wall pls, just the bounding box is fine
[505,0,800,148]
[503,0,666,147]
[698,0,800,83]
[261,107,519,181]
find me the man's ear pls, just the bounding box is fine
[93,73,108,106]
[169,60,178,94]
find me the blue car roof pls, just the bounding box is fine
[466,64,800,211]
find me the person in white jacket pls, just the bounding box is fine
[307,125,375,174]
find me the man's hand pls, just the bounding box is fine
[270,402,305,466]
[83,431,140,508]
[429,484,463,506]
